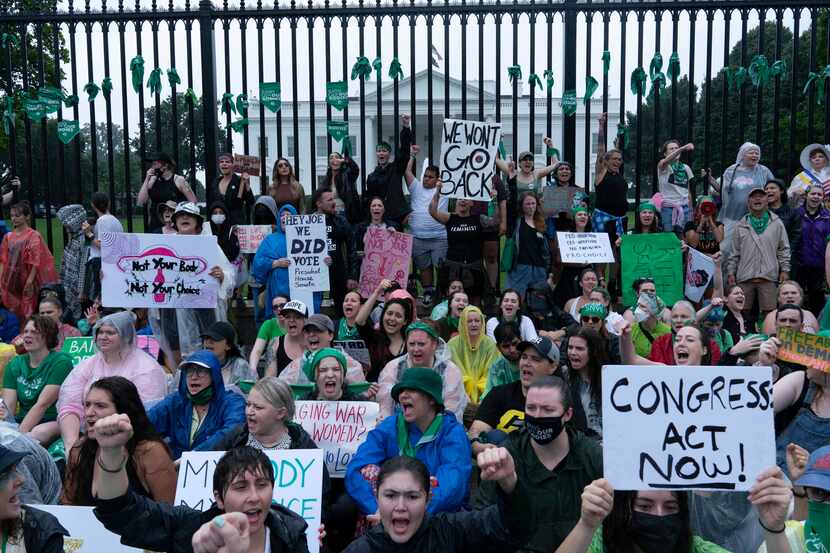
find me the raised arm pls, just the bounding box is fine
[429,181,451,224]
[534,137,560,178]
[405,145,420,187]
[175,175,198,203]
[355,279,391,326]
[91,413,132,499]
[555,479,614,553]
[595,113,608,184]
[657,142,694,172]
[619,321,661,365]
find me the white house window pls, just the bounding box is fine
[286,136,296,158]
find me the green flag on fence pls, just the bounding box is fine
[260,82,281,113]
[326,81,348,111]
[57,120,80,144]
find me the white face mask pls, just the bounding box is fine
[211,214,226,225]
[634,307,650,323]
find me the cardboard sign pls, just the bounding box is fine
[101,232,220,309]
[236,225,273,254]
[438,118,501,201]
[294,401,379,477]
[175,449,324,553]
[685,247,716,303]
[358,227,414,298]
[558,232,615,264]
[232,153,260,176]
[541,186,578,217]
[285,214,330,293]
[620,233,683,307]
[62,337,95,366]
[777,327,830,371]
[602,364,775,491]
[32,505,150,552]
[333,340,370,368]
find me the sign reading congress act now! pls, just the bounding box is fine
[602,365,775,491]
[175,449,324,553]
[439,118,501,201]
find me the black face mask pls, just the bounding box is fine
[523,414,564,445]
[629,511,683,553]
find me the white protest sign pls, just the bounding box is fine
[602,365,775,491]
[685,247,716,303]
[438,118,501,201]
[100,232,220,308]
[32,505,148,552]
[285,214,330,293]
[558,232,616,264]
[175,449,324,553]
[294,401,379,477]
[236,225,273,254]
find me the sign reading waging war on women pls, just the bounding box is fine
[175,449,324,553]
[358,227,413,298]
[285,214,330,292]
[100,232,220,309]
[602,365,775,492]
[439,118,501,201]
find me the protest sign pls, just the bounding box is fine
[32,505,148,552]
[136,335,160,359]
[175,449,324,553]
[294,401,379,477]
[685,247,715,303]
[101,232,220,309]
[620,233,683,307]
[777,327,830,371]
[333,339,370,368]
[602,364,775,491]
[558,232,615,264]
[285,214,330,293]
[358,227,413,297]
[438,118,501,201]
[541,186,578,217]
[232,153,260,176]
[62,337,95,366]
[236,224,273,254]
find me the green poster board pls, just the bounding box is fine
[620,232,683,307]
[62,336,95,366]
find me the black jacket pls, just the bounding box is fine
[365,127,413,223]
[21,506,68,553]
[325,156,363,224]
[94,491,309,553]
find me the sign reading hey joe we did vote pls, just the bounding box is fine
[602,365,775,491]
[286,214,330,292]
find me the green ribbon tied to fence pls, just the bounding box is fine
[84,82,100,102]
[583,75,598,104]
[388,57,403,80]
[147,68,162,95]
[507,65,522,84]
[543,69,554,91]
[650,72,666,98]
[230,118,249,133]
[528,73,543,92]
[63,94,78,108]
[102,77,113,100]
[372,57,382,78]
[803,66,830,105]
[221,92,236,115]
[748,55,769,87]
[57,120,80,144]
[260,82,281,112]
[602,51,611,75]
[3,96,14,135]
[37,86,63,113]
[167,68,181,88]
[23,97,46,120]
[560,89,577,116]
[667,52,681,80]
[725,66,748,93]
[617,125,628,149]
[236,93,248,116]
[184,88,198,106]
[130,55,144,93]
[648,53,666,97]
[630,67,647,96]
[1,33,19,49]
[351,56,372,81]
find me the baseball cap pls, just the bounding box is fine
[172,201,203,223]
[200,321,240,358]
[0,444,27,477]
[518,151,534,161]
[747,186,767,197]
[795,445,830,492]
[518,336,560,365]
[157,200,178,215]
[281,300,309,317]
[304,314,335,333]
[178,349,220,374]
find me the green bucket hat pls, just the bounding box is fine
[391,367,444,408]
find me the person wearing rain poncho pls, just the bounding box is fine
[447,305,500,408]
[57,311,168,453]
[56,204,88,321]
[251,203,297,327]
[788,143,830,206]
[148,202,235,367]
[629,292,671,358]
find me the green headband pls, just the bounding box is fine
[572,206,589,215]
[639,201,658,213]
[698,195,715,206]
[579,302,608,318]
[406,321,438,340]
[376,141,392,152]
[310,347,347,376]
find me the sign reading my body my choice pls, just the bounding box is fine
[602,365,775,491]
[439,118,501,201]
[285,214,330,292]
[100,232,220,309]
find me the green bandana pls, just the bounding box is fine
[337,318,360,340]
[543,69,554,91]
[602,51,611,75]
[350,56,372,81]
[579,302,607,318]
[230,118,249,133]
[147,67,162,95]
[639,201,658,214]
[406,321,438,339]
[507,65,522,84]
[129,55,144,93]
[235,93,249,116]
[167,68,181,87]
[396,412,443,458]
[747,211,770,235]
[376,141,392,152]
[260,82,281,112]
[326,81,348,111]
[805,501,830,552]
[188,385,214,406]
[630,67,647,96]
[102,77,113,100]
[560,89,577,116]
[37,86,63,113]
[57,120,80,144]
[184,88,198,105]
[572,206,588,216]
[23,97,46,121]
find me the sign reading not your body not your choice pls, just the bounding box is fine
[439,118,501,201]
[285,214,330,293]
[602,365,775,491]
[175,449,324,553]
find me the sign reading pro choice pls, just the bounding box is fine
[602,365,775,491]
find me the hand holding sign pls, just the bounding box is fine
[579,479,614,530]
[747,467,791,535]
[192,514,250,553]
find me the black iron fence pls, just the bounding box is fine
[1,0,829,250]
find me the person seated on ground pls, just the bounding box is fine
[564,268,600,321]
[0,443,68,552]
[556,468,792,553]
[354,280,415,382]
[433,290,469,342]
[335,290,362,341]
[469,336,561,452]
[58,311,168,453]
[296,348,379,401]
[628,292,672,358]
[0,421,61,505]
[448,305,500,410]
[248,295,288,374]
[722,284,755,341]
[15,297,80,352]
[486,289,539,342]
[430,279,464,321]
[560,303,621,365]
[1,315,73,445]
[762,281,819,335]
[377,321,468,421]
[473,375,602,551]
[148,350,245,460]
[0,303,19,345]
[586,287,624,336]
[200,321,257,392]
[346,368,472,518]
[697,300,735,356]
[559,328,607,439]
[621,277,672,324]
[483,322,522,397]
[93,434,309,553]
[62,376,176,506]
[775,443,830,550]
[525,278,580,344]
[648,300,723,365]
[264,300,308,378]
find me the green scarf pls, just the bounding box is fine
[188,385,214,405]
[446,316,459,331]
[747,211,770,235]
[805,501,830,552]
[396,412,443,458]
[337,318,360,340]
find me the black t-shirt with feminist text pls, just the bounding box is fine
[445,213,482,264]
[475,381,526,433]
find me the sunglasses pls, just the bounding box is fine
[273,304,286,313]
[277,163,290,169]
[581,316,602,324]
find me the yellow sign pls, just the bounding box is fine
[777,328,830,371]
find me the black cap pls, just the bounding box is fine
[200,321,240,357]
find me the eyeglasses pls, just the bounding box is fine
[186,366,211,378]
[581,316,602,324]
[807,487,830,503]
[273,304,286,313]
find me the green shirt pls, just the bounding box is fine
[256,318,285,341]
[631,321,672,358]
[2,351,73,423]
[484,355,519,396]
[588,529,728,553]
[473,427,603,552]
